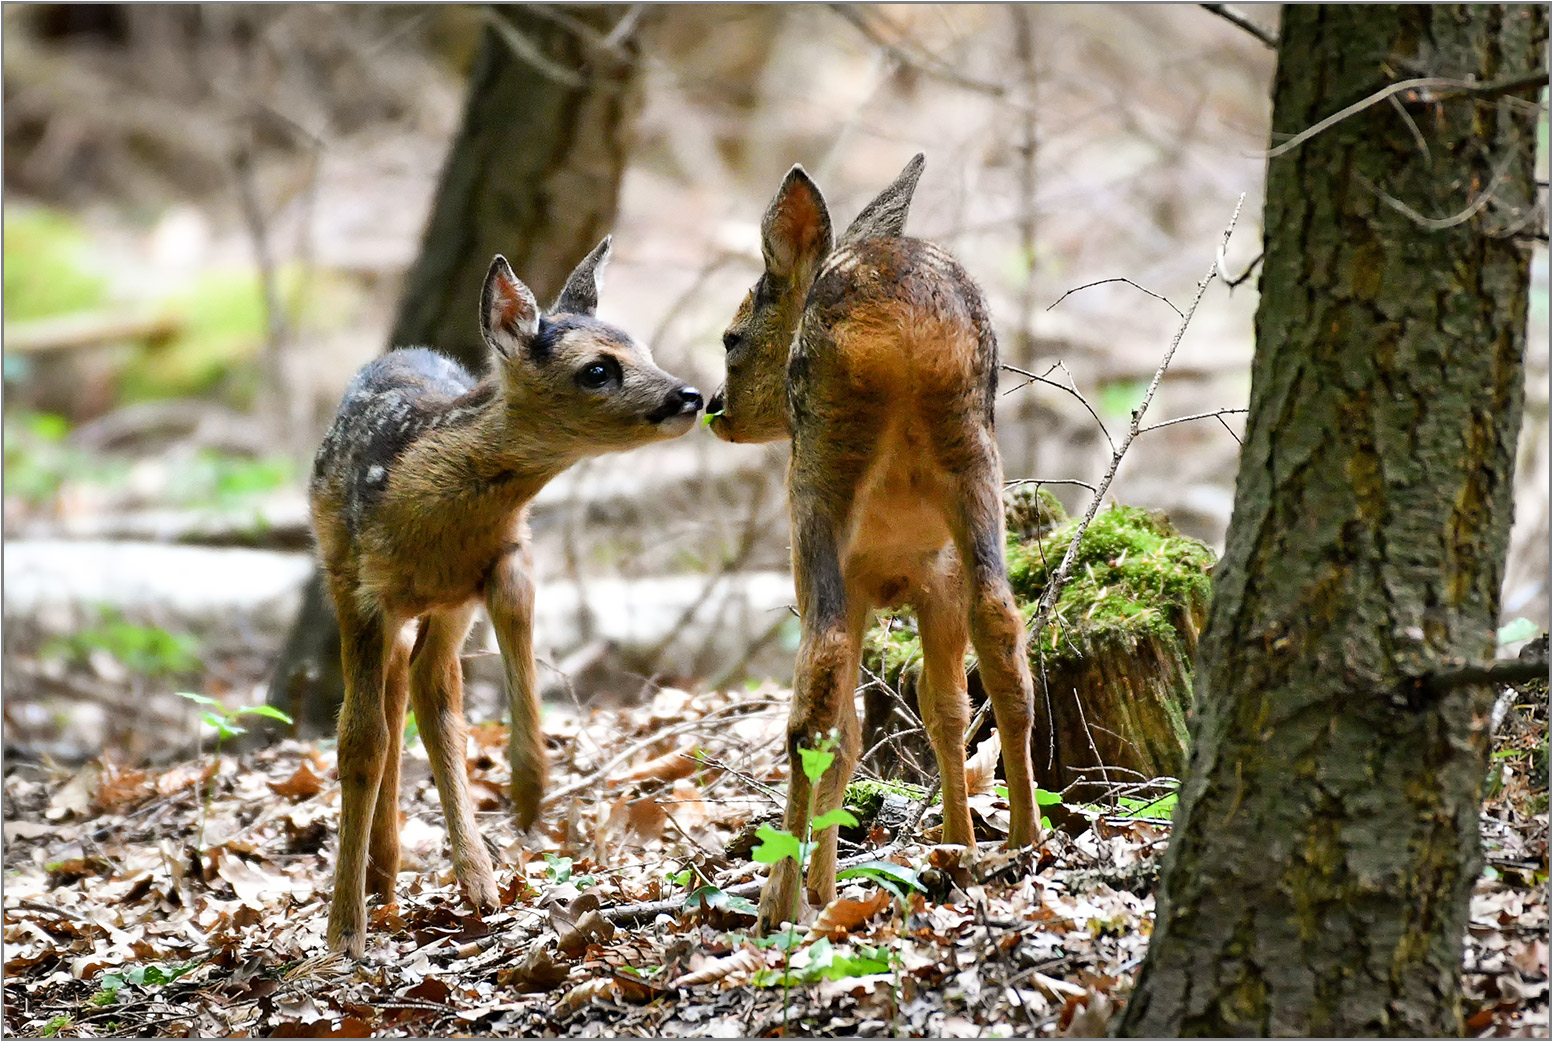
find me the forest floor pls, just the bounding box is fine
[3,682,1547,1039]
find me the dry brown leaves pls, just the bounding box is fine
[2,685,1546,1038]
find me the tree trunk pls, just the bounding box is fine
[1118,5,1546,1037]
[265,6,644,736]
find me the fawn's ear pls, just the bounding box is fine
[552,235,611,316]
[761,165,833,282]
[841,153,924,246]
[481,255,540,359]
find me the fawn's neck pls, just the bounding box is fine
[431,378,583,502]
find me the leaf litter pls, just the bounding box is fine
[3,681,1546,1037]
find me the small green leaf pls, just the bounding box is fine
[235,705,294,725]
[838,861,926,893]
[798,745,836,785]
[1035,788,1063,806]
[1497,618,1540,646]
[751,825,803,865]
[809,808,859,832]
[683,885,757,916]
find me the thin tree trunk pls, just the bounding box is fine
[1118,5,1546,1036]
[265,6,643,735]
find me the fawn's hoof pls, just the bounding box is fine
[756,860,806,935]
[326,902,367,959]
[459,863,501,913]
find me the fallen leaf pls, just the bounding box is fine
[673,947,764,988]
[270,759,325,800]
[497,946,570,992]
[963,730,1001,796]
[806,890,892,941]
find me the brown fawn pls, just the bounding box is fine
[310,238,702,956]
[706,155,1041,930]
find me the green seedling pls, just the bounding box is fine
[177,693,292,849]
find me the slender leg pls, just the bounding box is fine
[485,545,546,830]
[803,599,870,910]
[408,604,498,913]
[327,599,394,957]
[913,564,977,847]
[366,625,413,904]
[758,503,858,933]
[950,450,1041,848]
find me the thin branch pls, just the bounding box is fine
[1198,4,1276,48]
[827,4,1008,99]
[1004,477,1100,494]
[1001,364,1115,451]
[481,8,585,87]
[1266,73,1551,160]
[1359,149,1518,231]
[1137,407,1249,437]
[1219,248,1263,289]
[1026,196,1246,657]
[1046,277,1183,319]
[1421,656,1548,694]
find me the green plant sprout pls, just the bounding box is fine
[177,693,292,849]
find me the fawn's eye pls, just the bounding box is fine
[577,360,615,390]
[722,331,742,353]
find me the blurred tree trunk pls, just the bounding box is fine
[1117,5,1546,1036]
[265,6,644,737]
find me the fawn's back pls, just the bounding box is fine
[791,235,999,603]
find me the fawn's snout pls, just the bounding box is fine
[648,385,704,431]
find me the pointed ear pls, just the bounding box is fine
[480,255,540,359]
[552,235,611,316]
[761,165,833,281]
[841,153,924,246]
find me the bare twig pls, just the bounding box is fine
[541,700,782,808]
[481,8,585,87]
[991,196,1247,752]
[1359,149,1519,231]
[1218,248,1263,289]
[1420,656,1548,694]
[1004,477,1100,494]
[1136,407,1249,438]
[1266,73,1550,160]
[1001,363,1116,452]
[1198,4,1277,48]
[1046,277,1182,319]
[827,4,1008,100]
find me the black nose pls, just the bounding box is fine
[706,389,724,414]
[678,386,703,413]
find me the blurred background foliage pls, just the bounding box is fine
[2,4,1546,762]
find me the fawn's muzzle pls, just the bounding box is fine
[648,385,703,424]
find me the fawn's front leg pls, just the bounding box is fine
[327,603,394,958]
[758,509,860,933]
[408,605,499,914]
[485,548,547,830]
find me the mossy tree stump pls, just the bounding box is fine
[862,489,1215,804]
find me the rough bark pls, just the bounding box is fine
[1117,5,1546,1037]
[265,6,643,735]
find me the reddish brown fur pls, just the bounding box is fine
[708,160,1040,931]
[313,243,701,956]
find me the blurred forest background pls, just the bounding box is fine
[4,3,1548,764]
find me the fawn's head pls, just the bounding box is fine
[707,155,925,443]
[481,238,703,452]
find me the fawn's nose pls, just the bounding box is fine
[706,389,724,414]
[677,387,704,413]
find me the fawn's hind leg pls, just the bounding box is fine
[485,548,547,831]
[408,604,498,914]
[949,454,1041,849]
[366,627,414,903]
[913,565,976,847]
[327,601,395,957]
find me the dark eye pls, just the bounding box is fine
[577,362,612,389]
[722,331,742,353]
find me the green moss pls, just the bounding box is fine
[844,777,936,818]
[1008,504,1215,663]
[865,502,1216,681]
